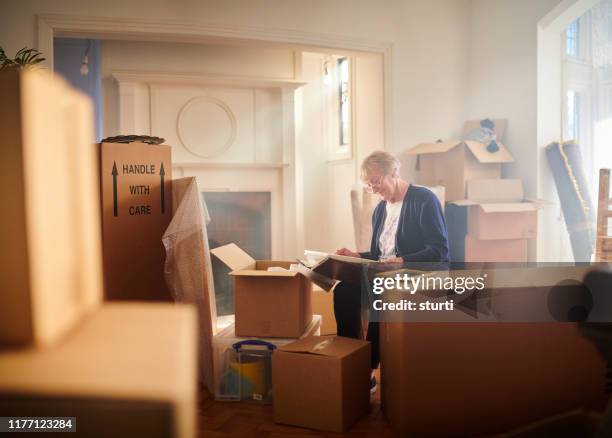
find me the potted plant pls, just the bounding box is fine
[0,46,46,70]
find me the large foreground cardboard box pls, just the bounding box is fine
[99,141,172,301]
[272,336,370,433]
[0,69,102,347]
[380,322,607,437]
[0,303,197,438]
[465,235,528,262]
[211,244,312,338]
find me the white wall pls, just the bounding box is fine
[0,0,471,158]
[100,40,295,138]
[465,0,564,198]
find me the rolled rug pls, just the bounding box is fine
[545,141,596,262]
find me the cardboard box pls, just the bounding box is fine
[465,235,528,262]
[99,141,172,301]
[380,321,607,437]
[313,286,337,335]
[0,69,103,347]
[454,179,540,240]
[0,303,197,438]
[272,336,370,432]
[213,315,322,402]
[408,121,513,202]
[211,243,312,338]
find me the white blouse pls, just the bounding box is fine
[378,200,403,261]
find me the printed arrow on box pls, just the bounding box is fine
[160,163,165,214]
[112,161,118,217]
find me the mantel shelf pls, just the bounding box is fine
[173,162,288,169]
[112,71,307,90]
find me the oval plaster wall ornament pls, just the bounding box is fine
[177,96,237,158]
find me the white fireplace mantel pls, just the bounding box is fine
[111,71,306,90]
[113,70,305,259]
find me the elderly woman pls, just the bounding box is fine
[334,150,449,392]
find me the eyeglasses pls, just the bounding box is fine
[364,175,385,193]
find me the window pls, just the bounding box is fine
[324,55,352,160]
[566,19,579,57]
[337,57,351,146]
[565,90,580,140]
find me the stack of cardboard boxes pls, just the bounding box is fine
[0,70,197,438]
[409,119,541,262]
[211,244,371,433]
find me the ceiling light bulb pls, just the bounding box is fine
[80,55,89,76]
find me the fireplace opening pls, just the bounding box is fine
[204,191,272,316]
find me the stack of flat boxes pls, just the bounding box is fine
[210,243,317,402]
[0,69,197,438]
[408,119,540,262]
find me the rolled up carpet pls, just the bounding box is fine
[545,141,595,262]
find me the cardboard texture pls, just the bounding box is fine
[408,140,514,202]
[465,235,528,262]
[0,303,197,438]
[0,69,103,347]
[454,179,540,240]
[380,322,607,437]
[99,141,172,301]
[272,336,370,433]
[211,244,313,338]
[312,286,337,335]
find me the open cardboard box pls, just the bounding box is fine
[210,243,312,338]
[454,179,543,240]
[407,119,513,202]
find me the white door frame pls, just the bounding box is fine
[37,14,394,151]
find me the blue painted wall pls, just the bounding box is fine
[53,38,102,141]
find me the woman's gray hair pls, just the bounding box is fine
[360,150,400,180]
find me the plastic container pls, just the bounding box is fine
[213,314,321,402]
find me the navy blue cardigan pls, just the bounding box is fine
[359,185,449,265]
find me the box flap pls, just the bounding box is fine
[210,243,255,271]
[464,141,514,164]
[230,269,298,277]
[278,335,368,358]
[407,141,462,155]
[462,119,507,140]
[467,179,524,203]
[479,203,539,213]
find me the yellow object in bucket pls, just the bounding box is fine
[230,357,266,398]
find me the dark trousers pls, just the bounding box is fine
[333,281,380,369]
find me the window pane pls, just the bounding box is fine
[566,90,580,140]
[337,57,351,145]
[566,20,579,57]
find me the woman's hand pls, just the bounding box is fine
[336,248,360,258]
[380,256,404,264]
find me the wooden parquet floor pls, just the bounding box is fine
[198,370,393,437]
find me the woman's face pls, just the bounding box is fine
[364,167,396,201]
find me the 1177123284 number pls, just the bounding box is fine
[0,417,76,432]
